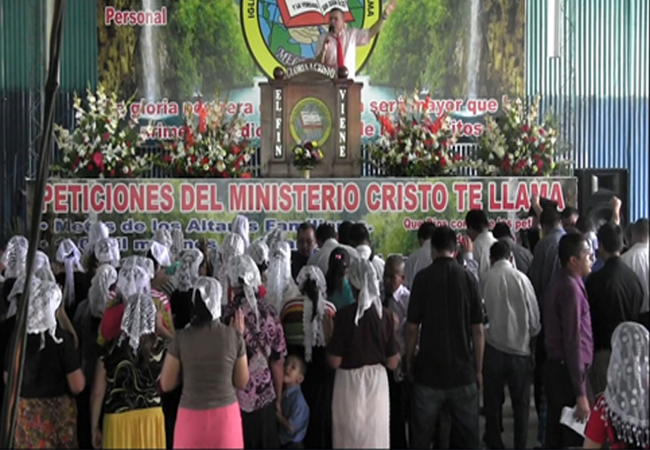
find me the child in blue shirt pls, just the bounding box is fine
[277,354,310,449]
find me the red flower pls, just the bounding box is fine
[110,169,115,177]
[439,156,447,167]
[401,156,408,165]
[240,173,252,179]
[102,133,110,141]
[232,145,242,155]
[540,144,546,152]
[521,125,530,133]
[163,154,172,163]
[201,157,209,165]
[190,155,197,163]
[126,141,131,147]
[198,100,207,134]
[92,152,103,168]
[539,128,546,136]
[87,163,94,171]
[453,154,463,162]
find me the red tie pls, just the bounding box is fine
[336,35,345,68]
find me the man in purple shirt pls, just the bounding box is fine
[543,233,594,449]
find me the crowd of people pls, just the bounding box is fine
[0,194,648,449]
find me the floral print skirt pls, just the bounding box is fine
[15,395,78,449]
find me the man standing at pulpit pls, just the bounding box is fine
[316,1,395,78]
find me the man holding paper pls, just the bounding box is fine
[315,1,396,78]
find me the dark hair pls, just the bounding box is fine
[558,233,588,267]
[329,7,345,17]
[492,222,513,240]
[349,223,370,247]
[490,240,512,262]
[315,223,337,245]
[337,221,353,246]
[540,206,561,227]
[189,291,214,328]
[417,222,436,242]
[597,222,624,254]
[146,249,161,272]
[301,277,320,322]
[465,209,489,232]
[297,222,315,235]
[139,333,157,362]
[575,215,593,234]
[287,353,307,376]
[326,247,349,296]
[430,226,457,254]
[561,206,579,219]
[634,218,649,238]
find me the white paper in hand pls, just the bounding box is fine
[560,406,588,437]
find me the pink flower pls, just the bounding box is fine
[92,152,103,168]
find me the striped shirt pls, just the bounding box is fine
[280,298,336,347]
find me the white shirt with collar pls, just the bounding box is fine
[404,240,432,289]
[621,242,649,313]
[472,230,497,282]
[481,259,541,356]
[307,238,358,276]
[386,284,410,356]
[315,27,371,78]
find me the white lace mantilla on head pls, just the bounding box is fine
[231,215,250,249]
[264,227,286,252]
[217,233,246,302]
[27,280,63,349]
[152,229,173,250]
[247,239,270,271]
[348,258,382,325]
[170,229,185,262]
[227,254,262,328]
[34,251,56,282]
[193,277,223,321]
[56,239,83,307]
[603,322,649,448]
[119,293,157,353]
[149,241,172,268]
[266,241,293,312]
[6,274,39,319]
[117,256,154,299]
[89,264,118,318]
[174,249,204,292]
[296,265,328,362]
[95,237,121,267]
[2,235,28,279]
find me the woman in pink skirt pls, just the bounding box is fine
[160,277,249,448]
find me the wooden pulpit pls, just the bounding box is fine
[259,63,363,178]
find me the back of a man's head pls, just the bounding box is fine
[492,222,513,240]
[431,226,457,255]
[597,222,624,255]
[315,223,337,246]
[337,221,353,246]
[490,239,512,263]
[558,233,587,267]
[540,206,561,229]
[465,209,489,233]
[633,218,649,243]
[349,223,371,247]
[417,222,436,243]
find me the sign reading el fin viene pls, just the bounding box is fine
[30,177,577,257]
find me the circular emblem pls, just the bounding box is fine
[289,97,332,146]
[241,0,381,79]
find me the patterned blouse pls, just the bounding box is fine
[222,295,287,413]
[100,337,166,415]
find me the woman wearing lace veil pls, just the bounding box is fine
[266,241,301,313]
[82,221,110,271]
[327,258,400,448]
[584,322,649,449]
[232,214,251,249]
[4,279,85,448]
[55,238,87,319]
[280,265,337,449]
[161,277,249,448]
[91,292,167,449]
[216,232,246,303]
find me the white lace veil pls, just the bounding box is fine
[231,215,250,249]
[266,241,296,312]
[56,238,83,307]
[2,235,28,279]
[192,277,223,321]
[117,256,154,300]
[88,264,118,318]
[27,279,63,350]
[347,258,383,325]
[296,265,328,362]
[149,241,171,268]
[83,221,110,266]
[217,233,246,303]
[247,239,270,273]
[34,251,56,282]
[227,254,262,329]
[94,237,121,267]
[174,249,204,292]
[119,292,157,354]
[170,229,185,262]
[152,228,173,251]
[603,322,649,447]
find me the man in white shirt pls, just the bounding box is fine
[404,222,436,289]
[621,218,649,329]
[350,223,385,284]
[315,2,395,78]
[481,239,540,450]
[465,209,497,281]
[307,222,358,276]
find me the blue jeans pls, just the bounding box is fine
[410,382,480,449]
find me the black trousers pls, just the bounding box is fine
[483,344,532,449]
[76,387,92,449]
[162,386,182,448]
[241,402,280,449]
[543,359,585,449]
[388,368,409,449]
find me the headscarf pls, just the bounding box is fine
[34,251,56,282]
[119,292,157,354]
[174,249,204,293]
[88,264,118,318]
[296,265,328,362]
[217,233,246,302]
[94,237,121,267]
[602,322,649,448]
[152,228,173,251]
[348,258,383,325]
[170,229,185,262]
[84,221,109,256]
[117,256,154,300]
[192,277,223,321]
[56,239,83,307]
[264,227,285,251]
[247,239,270,273]
[266,241,297,312]
[27,279,64,350]
[231,215,250,249]
[6,274,39,319]
[149,241,171,268]
[227,254,262,329]
[2,235,28,279]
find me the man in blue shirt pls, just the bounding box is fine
[277,355,310,449]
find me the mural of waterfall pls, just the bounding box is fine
[141,0,160,102]
[466,0,482,98]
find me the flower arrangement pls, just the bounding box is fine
[477,95,567,176]
[53,87,152,178]
[365,92,465,177]
[162,99,255,178]
[291,141,324,171]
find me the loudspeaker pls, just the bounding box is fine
[574,169,629,229]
